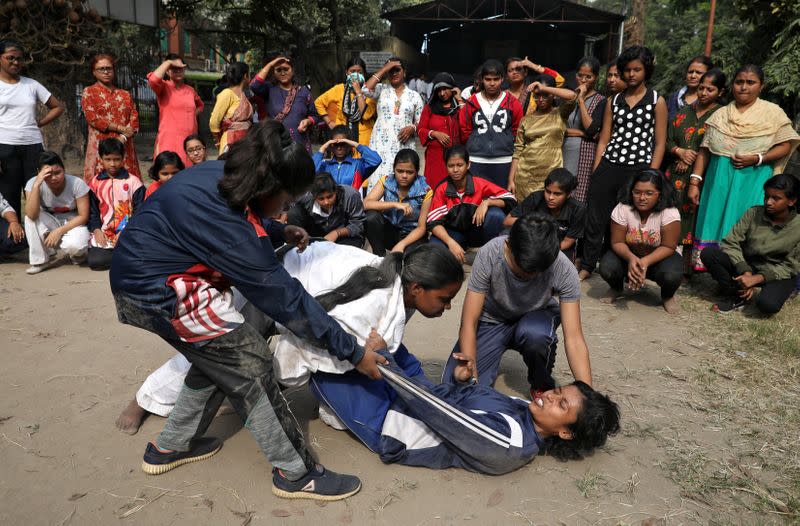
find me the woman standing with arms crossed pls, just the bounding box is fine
[0,39,63,217]
[209,62,253,155]
[417,72,462,189]
[147,54,204,166]
[250,56,320,152]
[579,46,668,280]
[82,53,141,182]
[688,64,800,266]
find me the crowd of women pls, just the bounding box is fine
[1,34,799,500]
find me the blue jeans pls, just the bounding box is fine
[441,308,561,391]
[431,206,505,249]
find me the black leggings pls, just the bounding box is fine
[0,143,43,217]
[581,159,648,272]
[88,247,114,270]
[599,250,683,299]
[701,246,796,314]
[364,210,425,255]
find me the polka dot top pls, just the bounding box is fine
[604,89,658,166]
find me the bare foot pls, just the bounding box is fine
[115,399,147,435]
[578,269,591,281]
[663,296,681,314]
[600,288,623,304]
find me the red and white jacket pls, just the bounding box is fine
[426,174,516,233]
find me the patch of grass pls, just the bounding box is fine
[655,287,800,518]
[575,470,606,498]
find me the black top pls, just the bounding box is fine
[604,88,658,166]
[510,190,586,240]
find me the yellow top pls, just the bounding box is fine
[209,88,240,152]
[314,83,377,145]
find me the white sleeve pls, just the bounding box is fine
[34,79,52,105]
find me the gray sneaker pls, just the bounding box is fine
[272,464,361,501]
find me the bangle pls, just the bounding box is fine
[689,174,703,182]
[757,153,764,166]
[371,74,382,82]
[427,130,434,140]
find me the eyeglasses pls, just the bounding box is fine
[186,146,206,154]
[2,55,23,63]
[94,67,114,73]
[632,190,659,198]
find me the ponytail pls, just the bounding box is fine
[314,244,464,312]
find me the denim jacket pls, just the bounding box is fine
[382,174,431,235]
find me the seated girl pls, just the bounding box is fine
[145,151,185,198]
[504,168,586,261]
[0,191,26,258]
[701,173,800,314]
[428,145,516,263]
[87,138,145,271]
[598,169,683,314]
[287,172,366,247]
[364,149,432,255]
[313,125,382,189]
[183,134,208,166]
[22,151,91,274]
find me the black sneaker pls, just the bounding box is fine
[712,298,746,313]
[272,464,361,501]
[141,437,222,475]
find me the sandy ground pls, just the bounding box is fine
[0,245,760,526]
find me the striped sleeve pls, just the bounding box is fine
[426,186,449,227]
[481,180,516,211]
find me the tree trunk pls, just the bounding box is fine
[38,75,86,167]
[625,0,646,47]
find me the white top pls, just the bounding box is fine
[24,174,89,221]
[0,77,52,145]
[476,91,506,122]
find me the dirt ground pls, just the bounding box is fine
[3,244,796,526]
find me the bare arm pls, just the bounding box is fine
[455,290,486,380]
[363,182,397,212]
[37,95,64,128]
[364,60,402,92]
[560,300,592,386]
[650,96,668,168]
[392,198,432,252]
[593,98,614,170]
[640,220,679,267]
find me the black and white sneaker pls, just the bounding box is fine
[712,298,746,313]
[272,464,361,501]
[141,437,222,475]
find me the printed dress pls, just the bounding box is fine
[81,84,141,181]
[664,102,720,265]
[365,84,424,187]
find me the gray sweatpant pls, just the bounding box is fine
[114,294,316,479]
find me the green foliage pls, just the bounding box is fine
[644,1,753,97]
